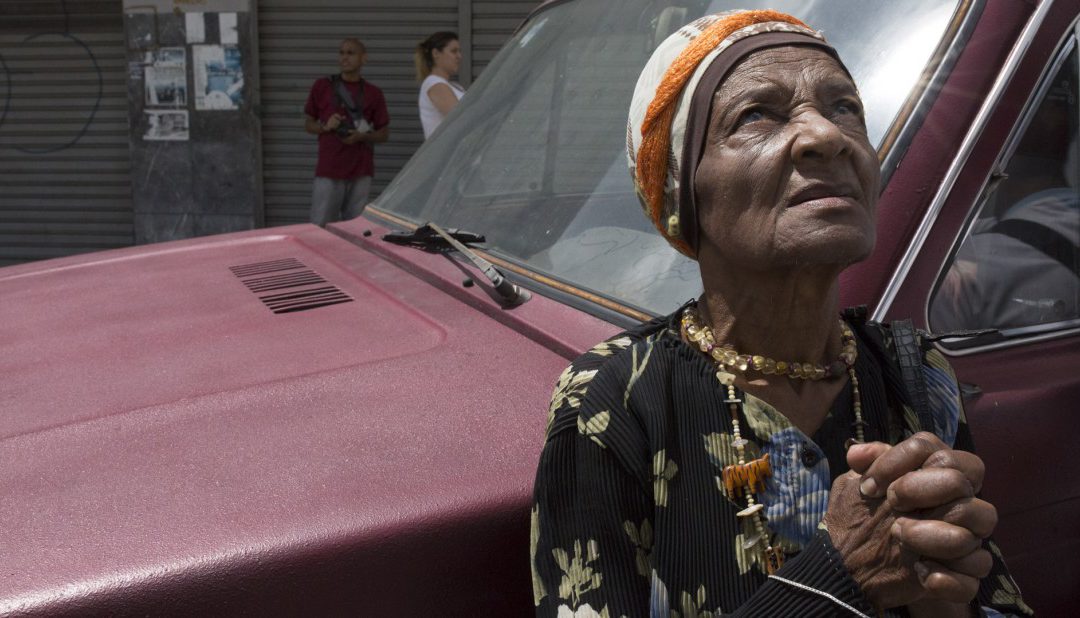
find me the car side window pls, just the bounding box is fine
[930,39,1080,341]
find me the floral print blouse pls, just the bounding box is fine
[531,305,1032,617]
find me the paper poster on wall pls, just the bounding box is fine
[193,45,244,110]
[144,47,187,107]
[185,12,206,44]
[144,110,189,141]
[219,13,238,45]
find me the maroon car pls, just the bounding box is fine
[2,0,1077,615]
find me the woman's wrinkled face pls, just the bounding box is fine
[694,46,880,271]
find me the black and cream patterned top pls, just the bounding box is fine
[530,304,1032,617]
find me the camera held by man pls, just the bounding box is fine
[320,112,372,140]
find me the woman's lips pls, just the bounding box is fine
[788,184,858,208]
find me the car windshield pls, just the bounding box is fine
[373,0,968,316]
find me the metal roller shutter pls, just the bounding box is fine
[470,0,535,78]
[0,0,133,266]
[257,0,537,226]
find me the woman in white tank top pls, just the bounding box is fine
[415,31,466,139]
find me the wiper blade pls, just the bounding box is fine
[382,225,485,250]
[382,223,531,306]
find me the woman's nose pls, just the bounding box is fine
[791,110,847,163]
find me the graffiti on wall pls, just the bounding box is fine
[0,0,104,153]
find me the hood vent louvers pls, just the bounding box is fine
[229,258,306,277]
[242,270,327,293]
[230,258,353,314]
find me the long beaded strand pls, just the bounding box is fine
[723,383,785,573]
[849,365,865,443]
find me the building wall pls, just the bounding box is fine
[0,0,134,266]
[0,0,538,263]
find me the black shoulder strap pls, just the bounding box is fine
[329,74,364,118]
[845,306,907,410]
[843,307,933,433]
[891,318,934,433]
[990,218,1078,272]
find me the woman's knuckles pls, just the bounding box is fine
[893,519,981,558]
[904,432,948,463]
[924,449,986,491]
[863,433,948,493]
[934,498,998,538]
[942,549,994,579]
[887,467,974,510]
[846,441,891,474]
[920,564,981,604]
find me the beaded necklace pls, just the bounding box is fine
[680,306,865,573]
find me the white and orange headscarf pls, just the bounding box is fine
[627,10,846,258]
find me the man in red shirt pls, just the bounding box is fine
[303,38,390,226]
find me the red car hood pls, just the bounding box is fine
[0,217,619,615]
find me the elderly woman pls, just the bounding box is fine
[530,10,1031,618]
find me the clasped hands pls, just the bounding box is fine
[825,432,996,613]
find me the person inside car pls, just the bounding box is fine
[932,82,1079,334]
[531,10,1031,618]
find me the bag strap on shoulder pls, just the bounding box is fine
[890,319,934,433]
[328,74,364,119]
[843,306,933,433]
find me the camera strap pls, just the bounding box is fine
[329,74,364,124]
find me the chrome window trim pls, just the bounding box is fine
[871,0,1055,325]
[990,35,1076,174]
[877,0,981,187]
[936,324,1080,356]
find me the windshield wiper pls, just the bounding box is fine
[382,224,484,250]
[383,223,531,306]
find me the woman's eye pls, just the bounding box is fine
[835,100,861,116]
[734,108,765,128]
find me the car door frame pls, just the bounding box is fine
[872,1,1080,614]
